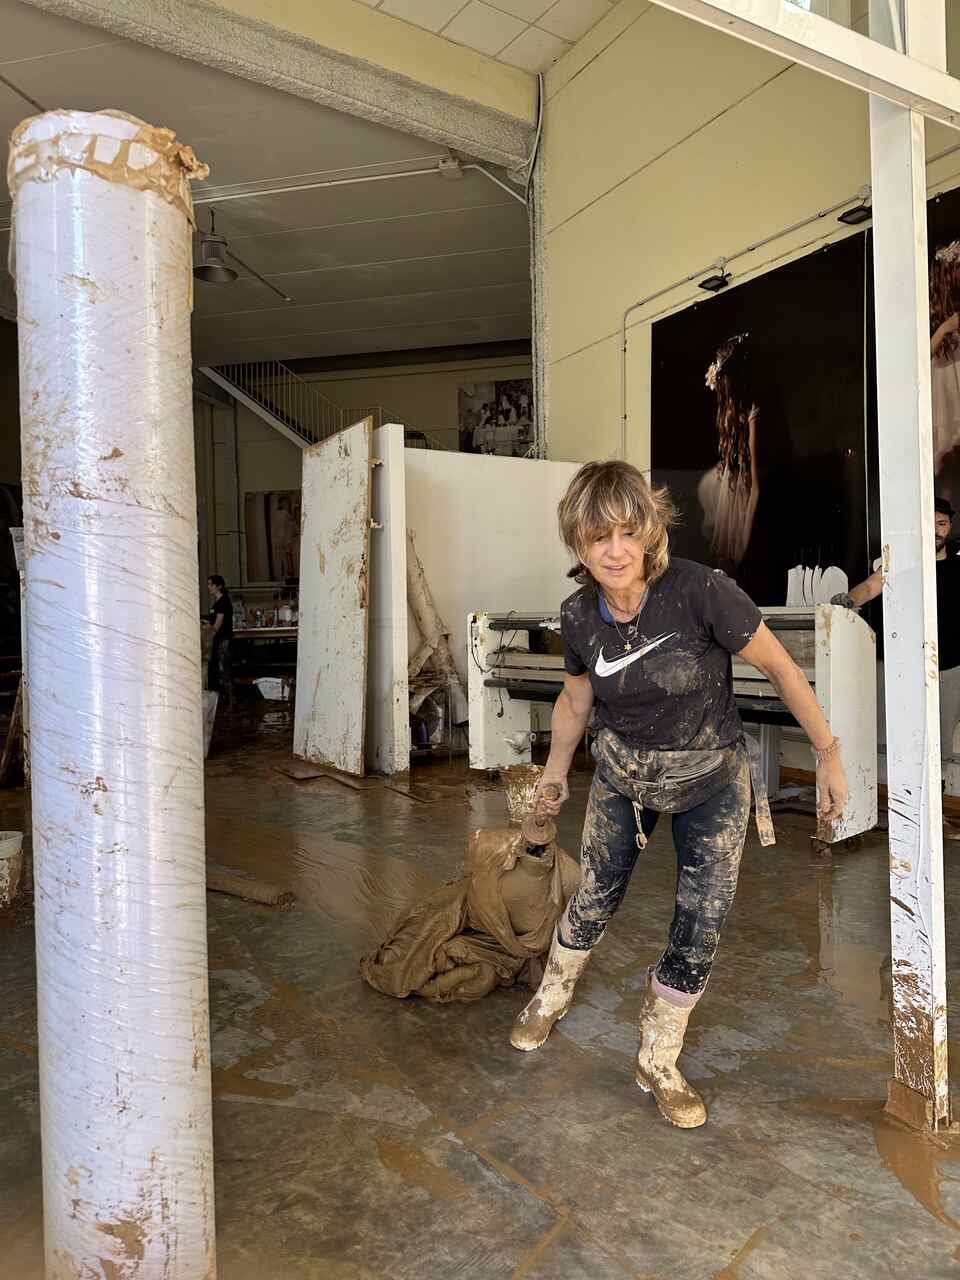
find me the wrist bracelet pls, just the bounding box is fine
[813,736,841,764]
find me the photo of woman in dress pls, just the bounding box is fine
[930,239,960,502]
[697,333,760,575]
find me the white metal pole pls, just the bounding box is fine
[9,110,217,1273]
[868,0,949,1133]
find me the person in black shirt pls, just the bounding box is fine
[205,575,233,694]
[510,461,848,1130]
[844,496,960,835]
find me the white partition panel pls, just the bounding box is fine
[814,603,878,842]
[366,425,410,774]
[294,418,372,774]
[403,452,581,684]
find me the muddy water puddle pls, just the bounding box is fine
[802,1096,960,1229]
[206,814,438,943]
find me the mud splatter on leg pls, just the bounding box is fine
[561,770,658,950]
[656,756,751,993]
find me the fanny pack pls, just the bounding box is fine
[592,727,775,848]
[593,727,739,814]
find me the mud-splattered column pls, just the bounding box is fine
[869,0,950,1130]
[9,112,216,1274]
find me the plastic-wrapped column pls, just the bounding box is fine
[9,111,216,1278]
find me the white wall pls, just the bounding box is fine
[195,355,535,592]
[539,3,960,790]
[194,400,303,595]
[303,353,532,451]
[403,450,580,685]
[541,0,960,469]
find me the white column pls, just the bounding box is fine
[869,0,949,1130]
[10,111,217,1273]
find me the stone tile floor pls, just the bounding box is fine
[3,700,960,1277]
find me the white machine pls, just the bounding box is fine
[468,612,565,771]
[467,603,878,845]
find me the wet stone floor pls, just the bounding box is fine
[4,702,960,1277]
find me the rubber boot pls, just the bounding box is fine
[635,971,707,1129]
[510,927,591,1051]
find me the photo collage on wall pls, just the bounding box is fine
[458,378,534,456]
[651,183,960,607]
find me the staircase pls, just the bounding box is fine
[199,360,441,450]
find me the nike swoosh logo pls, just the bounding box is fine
[594,632,678,678]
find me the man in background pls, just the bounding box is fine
[205,574,233,694]
[840,497,960,836]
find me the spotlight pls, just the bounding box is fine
[838,187,872,226]
[698,260,730,293]
[194,209,238,284]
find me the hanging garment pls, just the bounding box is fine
[359,827,580,1003]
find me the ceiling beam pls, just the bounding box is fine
[17,0,536,174]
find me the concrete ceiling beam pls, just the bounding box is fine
[17,0,537,175]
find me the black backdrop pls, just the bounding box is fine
[651,234,868,605]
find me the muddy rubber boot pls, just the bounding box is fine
[635,973,707,1129]
[510,927,591,1051]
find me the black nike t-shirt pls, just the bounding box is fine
[562,558,762,750]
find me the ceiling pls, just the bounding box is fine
[0,0,534,364]
[357,0,619,72]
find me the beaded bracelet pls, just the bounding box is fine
[813,736,841,764]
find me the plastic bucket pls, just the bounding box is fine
[0,831,24,906]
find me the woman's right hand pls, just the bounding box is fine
[534,772,569,816]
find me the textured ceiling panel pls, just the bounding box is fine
[359,0,623,71]
[219,204,528,275]
[194,280,532,346]
[192,244,531,316]
[1,40,436,198]
[196,313,533,364]
[199,167,517,239]
[0,0,532,362]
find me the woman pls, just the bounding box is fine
[511,461,848,1129]
[930,241,960,501]
[697,333,760,574]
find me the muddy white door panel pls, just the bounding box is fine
[295,418,372,774]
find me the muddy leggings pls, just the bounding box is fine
[559,754,752,994]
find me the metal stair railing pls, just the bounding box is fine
[200,360,447,450]
[209,360,343,446]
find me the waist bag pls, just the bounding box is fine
[593,727,740,814]
[592,728,775,848]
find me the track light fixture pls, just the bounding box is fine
[698,259,730,293]
[838,186,872,225]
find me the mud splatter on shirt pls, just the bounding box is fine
[562,558,760,750]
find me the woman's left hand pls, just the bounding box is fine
[816,757,849,822]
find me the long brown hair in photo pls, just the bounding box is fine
[931,240,960,359]
[705,332,755,494]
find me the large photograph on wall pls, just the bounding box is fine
[651,236,868,606]
[458,377,534,456]
[244,489,302,583]
[926,186,960,512]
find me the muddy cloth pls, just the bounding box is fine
[562,733,751,994]
[562,559,761,750]
[360,830,581,1003]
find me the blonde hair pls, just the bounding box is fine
[558,461,676,586]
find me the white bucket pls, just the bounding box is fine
[0,830,24,906]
